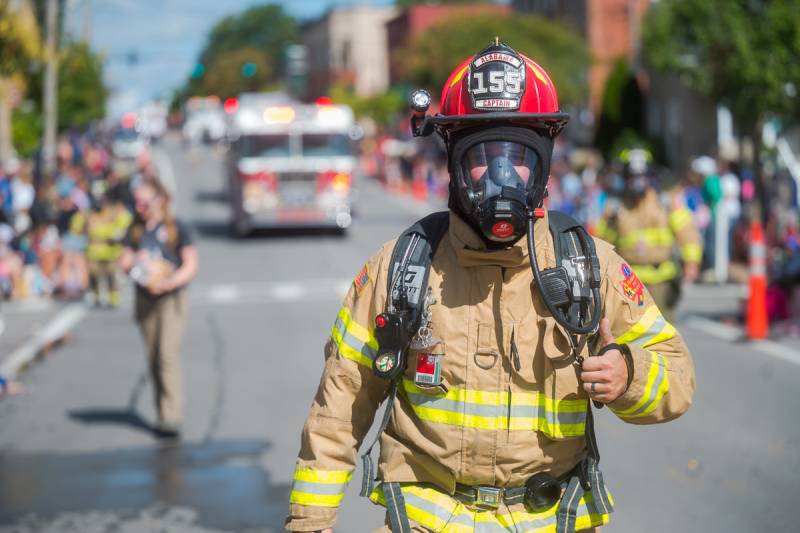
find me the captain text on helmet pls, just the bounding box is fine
[286,40,696,533]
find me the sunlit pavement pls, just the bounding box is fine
[0,139,797,532]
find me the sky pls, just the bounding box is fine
[64,0,395,118]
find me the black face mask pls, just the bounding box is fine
[624,175,650,200]
[448,126,553,245]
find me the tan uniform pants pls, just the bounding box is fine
[135,288,187,424]
[89,260,119,304]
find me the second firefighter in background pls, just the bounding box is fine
[595,149,702,322]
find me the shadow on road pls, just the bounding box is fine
[68,407,155,436]
[191,219,348,241]
[194,189,228,203]
[0,438,289,531]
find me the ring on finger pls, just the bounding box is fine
[590,382,597,394]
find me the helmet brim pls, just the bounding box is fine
[429,112,570,137]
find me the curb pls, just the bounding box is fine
[0,304,88,381]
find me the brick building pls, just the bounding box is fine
[302,5,398,98]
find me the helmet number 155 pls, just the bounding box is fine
[472,71,522,95]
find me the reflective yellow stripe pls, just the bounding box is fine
[631,260,678,284]
[293,468,351,484]
[290,467,352,507]
[615,305,676,348]
[401,379,587,438]
[330,307,378,368]
[668,208,693,232]
[594,218,617,242]
[618,227,674,249]
[681,243,703,263]
[612,351,669,418]
[370,483,612,532]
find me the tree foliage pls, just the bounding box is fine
[0,0,41,77]
[201,48,272,99]
[330,84,405,127]
[594,59,646,159]
[403,12,588,106]
[643,0,800,132]
[57,41,106,129]
[186,4,297,97]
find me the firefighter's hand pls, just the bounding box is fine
[580,318,629,403]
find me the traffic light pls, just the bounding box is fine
[242,62,257,78]
[191,63,205,79]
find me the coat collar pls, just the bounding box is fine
[447,210,556,269]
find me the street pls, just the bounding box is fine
[1,139,798,533]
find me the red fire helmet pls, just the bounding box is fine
[428,40,569,138]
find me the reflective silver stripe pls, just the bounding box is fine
[334,316,377,360]
[290,479,348,496]
[631,314,667,348]
[629,357,666,416]
[404,393,587,426]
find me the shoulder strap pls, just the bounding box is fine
[386,211,449,322]
[359,211,449,501]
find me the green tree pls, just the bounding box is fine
[644,0,800,159]
[403,13,588,106]
[57,41,106,129]
[186,4,297,96]
[201,47,272,99]
[594,58,646,159]
[0,0,41,161]
[330,84,405,127]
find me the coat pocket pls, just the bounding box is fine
[539,319,588,440]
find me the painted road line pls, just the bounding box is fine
[683,315,741,342]
[685,315,800,367]
[0,304,87,380]
[197,278,352,304]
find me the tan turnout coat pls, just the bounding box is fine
[286,210,695,532]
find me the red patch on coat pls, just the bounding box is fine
[620,263,645,306]
[354,264,369,294]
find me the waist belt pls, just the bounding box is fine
[454,484,528,508]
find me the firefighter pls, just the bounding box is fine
[595,149,702,323]
[287,41,695,533]
[73,187,133,307]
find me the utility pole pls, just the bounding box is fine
[82,0,92,43]
[42,0,59,178]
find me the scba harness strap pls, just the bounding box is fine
[359,210,610,532]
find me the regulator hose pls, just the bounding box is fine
[527,214,602,336]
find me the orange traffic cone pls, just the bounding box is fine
[412,175,428,202]
[746,220,769,339]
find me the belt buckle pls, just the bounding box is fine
[475,486,502,508]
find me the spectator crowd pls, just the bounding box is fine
[364,130,800,333]
[0,133,149,308]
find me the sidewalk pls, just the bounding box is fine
[678,282,800,362]
[0,299,87,381]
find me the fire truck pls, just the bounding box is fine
[227,94,358,236]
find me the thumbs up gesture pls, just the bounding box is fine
[580,318,630,404]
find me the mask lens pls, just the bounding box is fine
[462,141,538,189]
